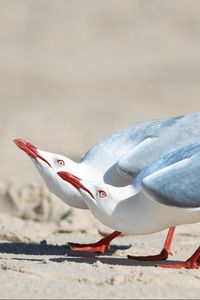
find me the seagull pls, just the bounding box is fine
[14,112,200,257]
[57,143,200,269]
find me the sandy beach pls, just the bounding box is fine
[0,1,200,298]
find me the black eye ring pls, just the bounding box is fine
[56,159,65,166]
[98,190,107,198]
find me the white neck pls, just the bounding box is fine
[107,183,138,202]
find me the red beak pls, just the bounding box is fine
[13,138,51,168]
[57,171,94,199]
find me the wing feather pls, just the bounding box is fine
[141,145,200,208]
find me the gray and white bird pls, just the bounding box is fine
[57,143,200,269]
[14,112,200,257]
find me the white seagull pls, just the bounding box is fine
[57,143,200,269]
[14,112,200,257]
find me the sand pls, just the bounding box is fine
[0,1,200,298]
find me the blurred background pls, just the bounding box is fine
[1,0,200,183]
[0,3,200,297]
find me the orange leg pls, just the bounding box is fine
[128,227,176,261]
[157,246,200,269]
[68,231,121,254]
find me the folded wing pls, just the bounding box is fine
[141,144,200,209]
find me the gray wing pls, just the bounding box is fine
[117,112,200,177]
[82,115,184,178]
[141,144,200,208]
[81,112,200,185]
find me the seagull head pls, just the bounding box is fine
[57,170,137,231]
[57,170,120,217]
[13,138,88,208]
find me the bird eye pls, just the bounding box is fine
[98,190,107,198]
[56,159,65,166]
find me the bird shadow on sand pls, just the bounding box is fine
[0,241,67,256]
[0,241,130,256]
[0,241,184,268]
[49,256,185,268]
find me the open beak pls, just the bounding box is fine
[57,171,94,199]
[13,138,52,168]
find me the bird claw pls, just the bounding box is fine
[127,248,171,261]
[68,241,109,254]
[156,252,200,269]
[67,231,121,254]
[156,261,199,269]
[67,236,112,254]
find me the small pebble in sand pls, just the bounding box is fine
[92,260,104,268]
[41,258,49,264]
